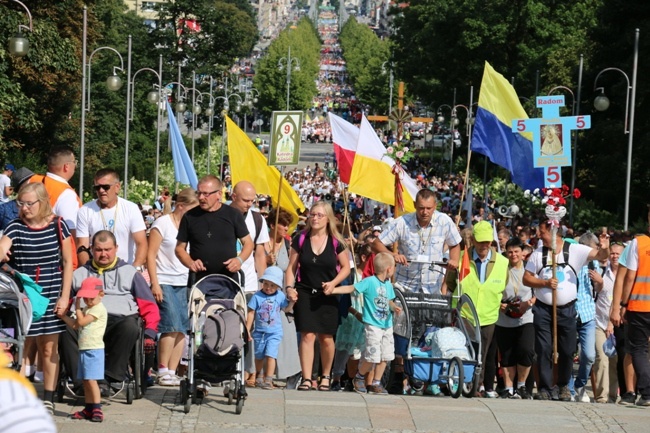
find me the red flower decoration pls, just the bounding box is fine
[573,188,581,199]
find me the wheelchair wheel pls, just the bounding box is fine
[126,381,134,404]
[180,379,191,414]
[235,396,244,415]
[447,357,464,399]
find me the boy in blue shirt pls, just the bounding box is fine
[324,252,401,394]
[246,266,297,390]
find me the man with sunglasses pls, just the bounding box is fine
[176,175,253,282]
[76,168,148,268]
[29,146,82,238]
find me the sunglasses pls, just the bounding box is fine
[195,190,219,197]
[93,184,115,192]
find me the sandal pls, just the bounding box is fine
[70,409,91,420]
[318,375,331,391]
[297,379,313,391]
[90,408,104,423]
[245,373,257,387]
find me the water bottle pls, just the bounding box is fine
[195,312,206,346]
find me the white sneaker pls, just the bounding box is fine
[157,374,180,386]
[576,387,591,403]
[33,371,44,383]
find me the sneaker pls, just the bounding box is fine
[636,397,650,407]
[576,386,591,403]
[33,371,44,383]
[196,380,212,398]
[157,374,177,386]
[484,390,498,398]
[367,384,388,395]
[344,380,354,392]
[330,380,342,392]
[619,392,637,405]
[550,386,560,401]
[535,388,552,400]
[517,386,532,400]
[424,384,441,396]
[508,389,521,399]
[559,385,572,402]
[499,389,514,398]
[42,400,54,415]
[353,377,367,394]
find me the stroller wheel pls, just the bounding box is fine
[235,397,244,415]
[126,382,133,404]
[226,383,234,405]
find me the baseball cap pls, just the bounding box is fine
[473,221,494,243]
[10,167,34,189]
[372,225,382,232]
[4,164,15,171]
[259,266,284,288]
[77,277,104,298]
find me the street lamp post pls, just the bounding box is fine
[7,0,33,57]
[435,104,453,165]
[278,46,301,110]
[126,53,163,198]
[216,93,243,176]
[547,84,577,226]
[80,6,124,197]
[593,28,639,231]
[243,88,260,135]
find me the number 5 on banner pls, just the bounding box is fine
[545,166,562,188]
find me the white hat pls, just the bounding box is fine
[259,266,284,288]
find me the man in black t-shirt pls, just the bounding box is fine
[176,175,253,281]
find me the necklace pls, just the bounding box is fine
[99,200,119,233]
[311,234,328,263]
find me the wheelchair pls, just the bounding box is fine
[57,317,150,405]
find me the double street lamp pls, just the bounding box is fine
[278,47,300,110]
[382,61,395,114]
[7,0,32,57]
[593,28,639,231]
[80,6,124,196]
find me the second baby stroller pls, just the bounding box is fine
[180,274,248,414]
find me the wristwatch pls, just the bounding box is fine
[135,266,145,272]
[620,301,628,308]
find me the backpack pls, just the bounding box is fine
[539,241,579,292]
[251,211,263,244]
[198,302,248,357]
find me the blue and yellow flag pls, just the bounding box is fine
[471,62,544,190]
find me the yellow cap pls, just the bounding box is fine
[473,221,494,243]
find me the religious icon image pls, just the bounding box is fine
[540,124,563,156]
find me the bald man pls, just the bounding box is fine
[230,181,270,293]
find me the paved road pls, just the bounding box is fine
[51,384,650,433]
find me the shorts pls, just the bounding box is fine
[362,325,395,364]
[158,284,189,334]
[253,331,282,360]
[78,349,105,380]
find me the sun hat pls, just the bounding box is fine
[77,277,104,298]
[259,266,284,288]
[473,221,494,243]
[10,167,34,189]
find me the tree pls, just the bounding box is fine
[254,18,320,113]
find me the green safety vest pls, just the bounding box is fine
[460,249,508,326]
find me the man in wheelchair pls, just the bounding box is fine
[60,230,160,396]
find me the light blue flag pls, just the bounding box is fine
[166,102,198,189]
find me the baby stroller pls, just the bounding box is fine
[180,274,248,414]
[0,269,32,371]
[392,287,482,398]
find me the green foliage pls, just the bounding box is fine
[254,18,320,113]
[339,18,392,113]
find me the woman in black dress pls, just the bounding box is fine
[285,202,350,390]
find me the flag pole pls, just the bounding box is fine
[341,187,358,272]
[456,150,473,227]
[551,227,559,364]
[272,166,285,249]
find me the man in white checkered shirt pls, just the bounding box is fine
[372,189,461,294]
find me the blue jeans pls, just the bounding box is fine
[573,319,596,389]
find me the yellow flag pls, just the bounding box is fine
[226,116,305,231]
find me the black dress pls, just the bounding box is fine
[292,233,344,335]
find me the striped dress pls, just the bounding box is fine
[4,218,69,336]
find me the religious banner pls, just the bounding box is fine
[512,95,591,187]
[269,111,303,166]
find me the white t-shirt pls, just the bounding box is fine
[525,242,593,306]
[150,215,189,286]
[623,236,646,271]
[0,174,10,203]
[242,210,270,293]
[45,172,81,229]
[77,197,146,264]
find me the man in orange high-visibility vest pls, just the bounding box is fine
[617,209,650,407]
